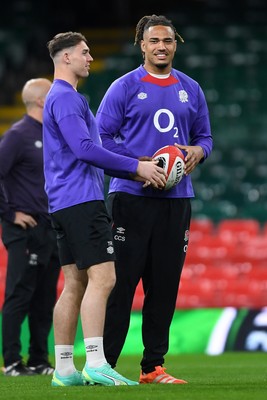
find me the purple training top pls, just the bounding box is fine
[43,79,139,213]
[0,115,49,222]
[96,65,213,198]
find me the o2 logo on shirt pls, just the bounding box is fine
[153,108,179,138]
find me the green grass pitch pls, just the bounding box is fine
[1,353,266,400]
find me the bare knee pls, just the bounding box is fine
[61,264,88,303]
[89,261,116,293]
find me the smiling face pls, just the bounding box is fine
[141,25,177,74]
[64,41,93,79]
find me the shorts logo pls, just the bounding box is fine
[114,226,126,242]
[107,245,114,254]
[184,230,189,241]
[183,230,189,253]
[29,253,38,266]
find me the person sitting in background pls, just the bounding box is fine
[0,78,61,376]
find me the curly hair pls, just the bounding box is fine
[134,14,184,46]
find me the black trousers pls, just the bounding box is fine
[1,220,60,367]
[103,193,191,373]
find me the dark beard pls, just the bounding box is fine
[155,63,169,69]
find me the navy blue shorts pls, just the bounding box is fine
[51,201,116,269]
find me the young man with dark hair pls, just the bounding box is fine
[43,31,166,387]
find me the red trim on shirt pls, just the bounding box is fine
[141,74,179,86]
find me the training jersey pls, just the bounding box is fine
[0,115,49,222]
[43,79,139,213]
[96,65,213,198]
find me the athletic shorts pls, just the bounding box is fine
[50,201,116,270]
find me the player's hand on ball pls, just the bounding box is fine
[136,160,166,188]
[174,143,204,175]
[137,156,164,189]
[142,179,164,190]
[152,145,185,190]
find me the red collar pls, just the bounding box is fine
[141,74,179,86]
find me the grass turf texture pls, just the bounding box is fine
[0,353,266,400]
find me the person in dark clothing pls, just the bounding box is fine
[96,14,213,384]
[0,78,61,376]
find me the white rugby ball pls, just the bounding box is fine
[152,145,185,190]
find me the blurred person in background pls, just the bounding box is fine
[0,78,61,376]
[96,14,213,384]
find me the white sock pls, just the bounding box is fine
[84,337,107,368]
[55,345,76,376]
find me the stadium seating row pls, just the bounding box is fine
[1,19,267,222]
[129,218,267,309]
[3,218,266,310]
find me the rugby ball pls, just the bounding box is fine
[152,145,185,190]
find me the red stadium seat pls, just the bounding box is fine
[182,262,207,280]
[186,235,235,264]
[223,279,267,308]
[217,218,261,244]
[189,218,215,243]
[132,280,144,310]
[262,222,267,237]
[178,277,228,308]
[229,236,267,264]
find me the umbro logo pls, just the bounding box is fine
[137,92,147,100]
[116,227,125,234]
[86,345,98,353]
[60,351,72,359]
